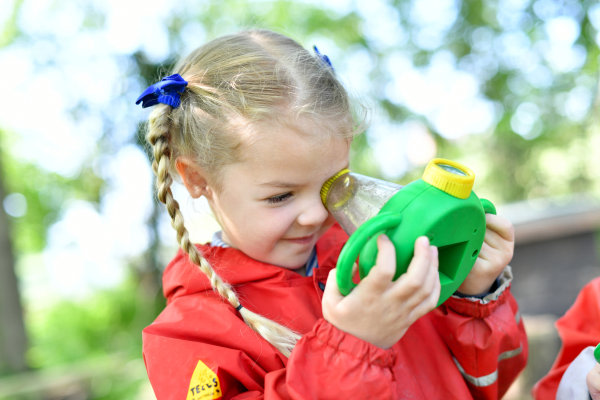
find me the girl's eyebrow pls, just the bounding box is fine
[259,181,298,188]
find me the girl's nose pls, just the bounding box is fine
[297,197,329,227]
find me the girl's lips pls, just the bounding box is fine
[284,235,315,245]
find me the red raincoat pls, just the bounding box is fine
[533,277,600,399]
[143,225,527,399]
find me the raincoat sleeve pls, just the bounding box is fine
[532,277,600,400]
[431,266,528,399]
[142,298,398,400]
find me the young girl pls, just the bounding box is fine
[136,29,527,399]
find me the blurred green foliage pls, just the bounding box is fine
[0,0,21,47]
[27,279,162,368]
[1,131,103,254]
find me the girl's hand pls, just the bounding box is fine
[457,213,514,296]
[588,363,600,399]
[322,235,440,349]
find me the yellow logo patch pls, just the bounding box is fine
[186,360,222,400]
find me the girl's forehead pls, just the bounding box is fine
[242,123,348,161]
[228,119,350,180]
[240,115,350,149]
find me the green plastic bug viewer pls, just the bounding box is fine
[320,158,496,306]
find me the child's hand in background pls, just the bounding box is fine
[322,235,440,349]
[588,360,600,399]
[458,213,514,296]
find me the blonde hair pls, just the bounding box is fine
[145,29,357,356]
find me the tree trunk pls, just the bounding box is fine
[0,169,28,374]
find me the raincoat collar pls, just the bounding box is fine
[162,224,348,302]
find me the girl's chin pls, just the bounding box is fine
[273,261,309,270]
[247,252,309,270]
[272,255,312,270]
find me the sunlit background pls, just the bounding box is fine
[0,0,598,398]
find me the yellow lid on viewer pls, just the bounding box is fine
[422,158,475,199]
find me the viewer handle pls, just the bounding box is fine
[336,212,402,296]
[480,198,497,215]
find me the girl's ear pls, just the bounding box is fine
[175,157,213,199]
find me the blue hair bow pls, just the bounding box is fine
[313,45,334,71]
[136,74,188,108]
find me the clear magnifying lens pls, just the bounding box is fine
[439,163,467,176]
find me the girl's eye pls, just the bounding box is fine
[267,192,293,204]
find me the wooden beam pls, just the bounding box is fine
[499,195,600,245]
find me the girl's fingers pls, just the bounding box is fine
[482,229,512,256]
[485,214,515,242]
[413,245,438,293]
[323,236,441,348]
[403,236,436,284]
[322,268,344,309]
[480,234,513,266]
[389,237,439,303]
[424,245,440,291]
[476,241,493,263]
[358,234,397,292]
[345,235,440,308]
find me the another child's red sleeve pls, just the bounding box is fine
[533,277,600,400]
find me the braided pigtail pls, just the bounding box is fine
[147,106,301,356]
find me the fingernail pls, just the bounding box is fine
[430,245,438,257]
[378,234,390,243]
